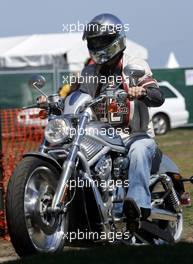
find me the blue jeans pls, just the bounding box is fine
[125,135,157,209]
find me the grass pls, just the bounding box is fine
[156,128,193,241]
[156,128,193,177]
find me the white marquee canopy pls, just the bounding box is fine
[0,32,148,71]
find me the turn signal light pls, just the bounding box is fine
[38,109,47,119]
[108,101,118,113]
[181,192,191,207]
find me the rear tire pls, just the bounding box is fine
[169,213,183,242]
[150,179,183,244]
[6,156,68,257]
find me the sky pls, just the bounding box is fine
[0,0,192,68]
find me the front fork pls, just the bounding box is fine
[51,112,90,211]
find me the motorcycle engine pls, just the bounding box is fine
[93,155,112,201]
[94,155,112,181]
[113,156,129,180]
[93,155,129,204]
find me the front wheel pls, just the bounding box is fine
[6,156,68,257]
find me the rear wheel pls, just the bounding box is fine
[169,213,183,242]
[151,179,183,243]
[6,156,68,257]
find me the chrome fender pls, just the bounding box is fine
[159,154,179,174]
[23,152,62,171]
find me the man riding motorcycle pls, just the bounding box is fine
[38,13,165,225]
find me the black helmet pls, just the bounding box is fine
[83,13,126,64]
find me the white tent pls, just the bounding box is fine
[0,33,148,71]
[166,52,180,68]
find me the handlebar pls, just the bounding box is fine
[22,104,39,110]
[22,86,147,115]
[22,101,49,110]
[83,87,147,112]
[22,96,63,116]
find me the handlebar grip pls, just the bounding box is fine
[22,102,49,110]
[22,104,38,110]
[127,90,147,100]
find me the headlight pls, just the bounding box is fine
[44,118,71,145]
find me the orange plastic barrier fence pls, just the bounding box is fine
[0,108,45,236]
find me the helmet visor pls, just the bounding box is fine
[87,35,117,51]
[89,36,126,64]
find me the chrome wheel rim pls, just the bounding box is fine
[169,213,183,242]
[24,166,66,252]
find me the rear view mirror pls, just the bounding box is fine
[123,64,145,79]
[123,64,145,87]
[28,75,47,98]
[28,75,46,89]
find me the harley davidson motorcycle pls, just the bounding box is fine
[6,65,193,257]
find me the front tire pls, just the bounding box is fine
[6,156,68,257]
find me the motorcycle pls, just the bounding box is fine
[6,65,193,257]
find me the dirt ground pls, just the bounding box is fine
[0,239,18,263]
[0,235,193,264]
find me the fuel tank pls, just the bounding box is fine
[85,121,124,147]
[63,91,94,116]
[64,91,125,150]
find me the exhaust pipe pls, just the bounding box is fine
[140,220,175,243]
[148,208,177,222]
